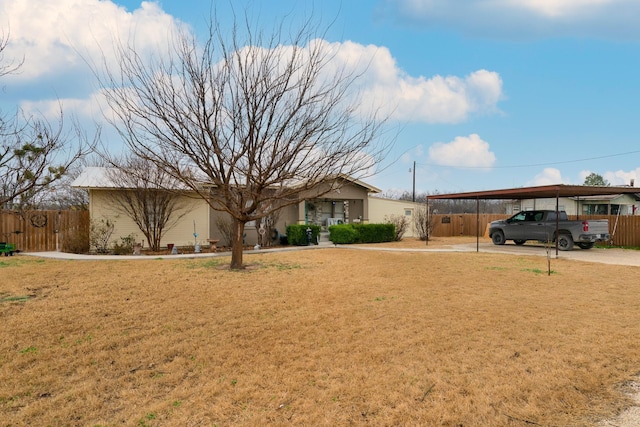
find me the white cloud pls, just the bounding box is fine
[579,168,639,186]
[400,145,425,164]
[309,40,503,123]
[19,90,110,122]
[428,134,496,168]
[1,0,503,129]
[0,0,186,82]
[527,168,569,186]
[386,0,640,40]
[603,168,639,186]
[510,0,616,17]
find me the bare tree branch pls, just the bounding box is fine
[105,155,196,251]
[0,29,24,78]
[1,106,96,210]
[95,11,391,268]
[1,32,95,210]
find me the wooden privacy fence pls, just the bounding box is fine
[430,213,640,247]
[576,215,640,247]
[0,210,90,253]
[2,210,639,252]
[430,214,508,239]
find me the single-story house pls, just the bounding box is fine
[72,167,421,249]
[507,193,640,216]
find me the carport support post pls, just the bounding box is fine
[426,196,429,246]
[476,197,480,252]
[556,189,560,259]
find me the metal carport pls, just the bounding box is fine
[426,184,640,256]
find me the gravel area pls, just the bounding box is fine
[456,242,640,267]
[598,377,640,427]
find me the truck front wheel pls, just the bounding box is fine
[557,234,574,251]
[491,231,506,245]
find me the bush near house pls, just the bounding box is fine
[329,223,395,244]
[384,214,410,241]
[327,224,358,244]
[286,224,321,246]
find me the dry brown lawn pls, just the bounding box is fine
[2,238,640,426]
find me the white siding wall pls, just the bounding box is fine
[367,197,422,238]
[520,198,573,214]
[89,189,209,249]
[519,196,639,215]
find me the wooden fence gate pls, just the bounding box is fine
[0,210,90,253]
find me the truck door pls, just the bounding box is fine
[519,211,545,240]
[505,211,529,239]
[531,211,553,241]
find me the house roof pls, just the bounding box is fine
[426,184,640,200]
[337,174,381,194]
[71,166,193,190]
[71,167,117,189]
[570,193,640,202]
[72,167,382,194]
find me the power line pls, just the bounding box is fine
[415,149,640,170]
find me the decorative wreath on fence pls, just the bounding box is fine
[30,213,48,228]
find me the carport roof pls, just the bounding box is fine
[426,184,640,200]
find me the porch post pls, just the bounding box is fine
[297,201,306,224]
[362,197,370,223]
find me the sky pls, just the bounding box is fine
[1,0,640,196]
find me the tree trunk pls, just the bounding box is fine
[230,218,246,269]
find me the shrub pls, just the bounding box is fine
[89,217,115,253]
[112,234,137,255]
[329,223,395,244]
[286,224,321,246]
[414,205,437,241]
[328,224,358,244]
[384,214,410,241]
[61,229,90,254]
[353,223,395,243]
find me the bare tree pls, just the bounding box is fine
[1,31,93,210]
[96,13,390,268]
[89,216,115,253]
[214,216,234,248]
[385,214,410,241]
[105,156,194,251]
[414,204,437,241]
[0,29,23,79]
[256,208,281,248]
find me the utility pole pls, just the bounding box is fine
[412,161,416,202]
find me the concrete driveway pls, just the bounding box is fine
[457,242,640,267]
[18,241,640,267]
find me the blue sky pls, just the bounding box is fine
[1,0,639,195]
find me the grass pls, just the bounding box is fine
[597,244,640,250]
[0,294,33,303]
[1,240,640,426]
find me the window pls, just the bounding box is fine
[405,209,412,216]
[511,212,527,222]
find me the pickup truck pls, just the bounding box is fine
[488,210,610,251]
